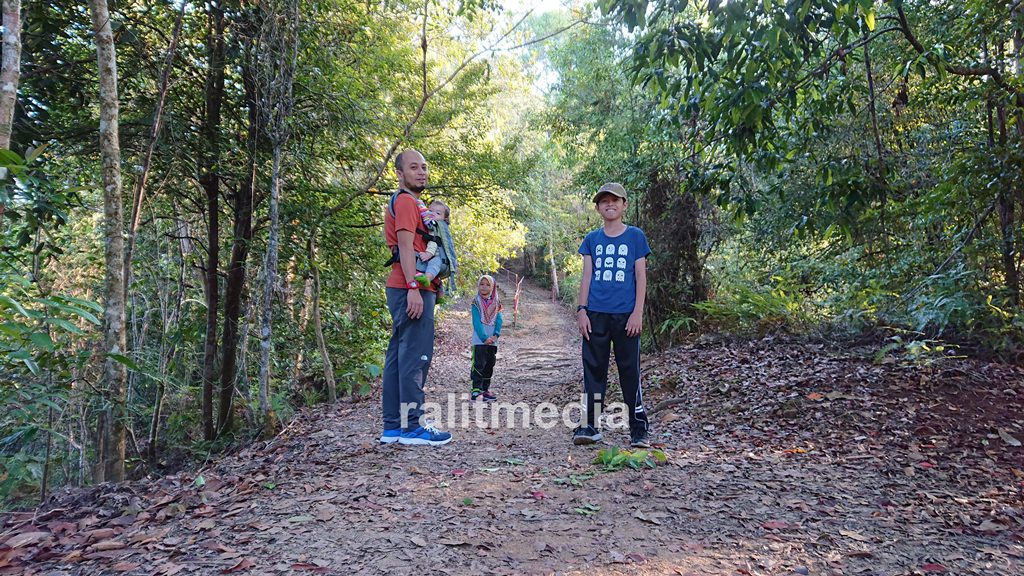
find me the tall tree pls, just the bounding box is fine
[88,0,126,483]
[257,0,299,435]
[200,1,226,441]
[218,15,259,434]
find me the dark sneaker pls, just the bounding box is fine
[398,424,453,446]
[482,391,497,402]
[572,425,602,445]
[379,428,401,444]
[471,389,482,401]
[629,431,651,448]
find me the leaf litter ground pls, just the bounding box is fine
[2,282,1023,575]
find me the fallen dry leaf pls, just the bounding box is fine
[977,519,1007,533]
[997,428,1021,447]
[3,531,50,549]
[87,539,126,552]
[839,529,870,542]
[222,558,255,573]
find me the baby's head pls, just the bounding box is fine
[429,200,450,222]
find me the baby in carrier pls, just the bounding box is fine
[415,200,456,291]
[385,193,458,299]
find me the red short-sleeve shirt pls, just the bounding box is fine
[385,191,435,291]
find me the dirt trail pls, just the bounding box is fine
[5,281,1024,575]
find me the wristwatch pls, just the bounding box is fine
[576,305,588,313]
[407,281,419,290]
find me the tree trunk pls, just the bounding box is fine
[0,0,21,149]
[147,214,188,461]
[218,167,254,436]
[256,0,299,435]
[291,273,313,384]
[995,40,1021,306]
[548,233,558,301]
[200,3,226,441]
[217,39,257,436]
[257,146,282,435]
[311,254,337,402]
[236,295,256,427]
[89,0,126,483]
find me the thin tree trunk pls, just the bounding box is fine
[863,38,886,179]
[997,111,1019,304]
[236,294,255,426]
[291,273,313,384]
[994,42,1021,306]
[89,0,126,483]
[218,172,253,435]
[258,147,282,434]
[123,3,185,294]
[201,181,219,442]
[310,252,336,402]
[0,0,21,150]
[863,37,889,243]
[40,402,52,501]
[200,3,226,441]
[1013,22,1024,306]
[256,0,299,434]
[548,233,558,301]
[148,215,187,461]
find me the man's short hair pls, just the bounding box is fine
[394,152,405,172]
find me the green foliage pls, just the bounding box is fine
[573,502,601,516]
[873,332,963,367]
[0,442,46,506]
[588,0,1024,354]
[691,276,816,334]
[553,471,596,487]
[593,446,668,471]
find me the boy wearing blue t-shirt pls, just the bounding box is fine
[573,182,652,448]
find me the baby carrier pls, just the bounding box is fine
[384,190,458,293]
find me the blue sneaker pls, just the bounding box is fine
[379,428,401,444]
[398,424,453,446]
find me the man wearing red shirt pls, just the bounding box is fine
[379,149,452,446]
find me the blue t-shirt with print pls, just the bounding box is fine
[579,226,651,314]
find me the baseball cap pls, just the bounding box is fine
[592,182,627,203]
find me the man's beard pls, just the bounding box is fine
[406,184,426,193]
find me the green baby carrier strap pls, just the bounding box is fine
[434,219,458,293]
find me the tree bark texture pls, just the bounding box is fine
[257,147,282,433]
[0,0,21,149]
[88,0,126,483]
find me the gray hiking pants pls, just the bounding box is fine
[382,287,436,431]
